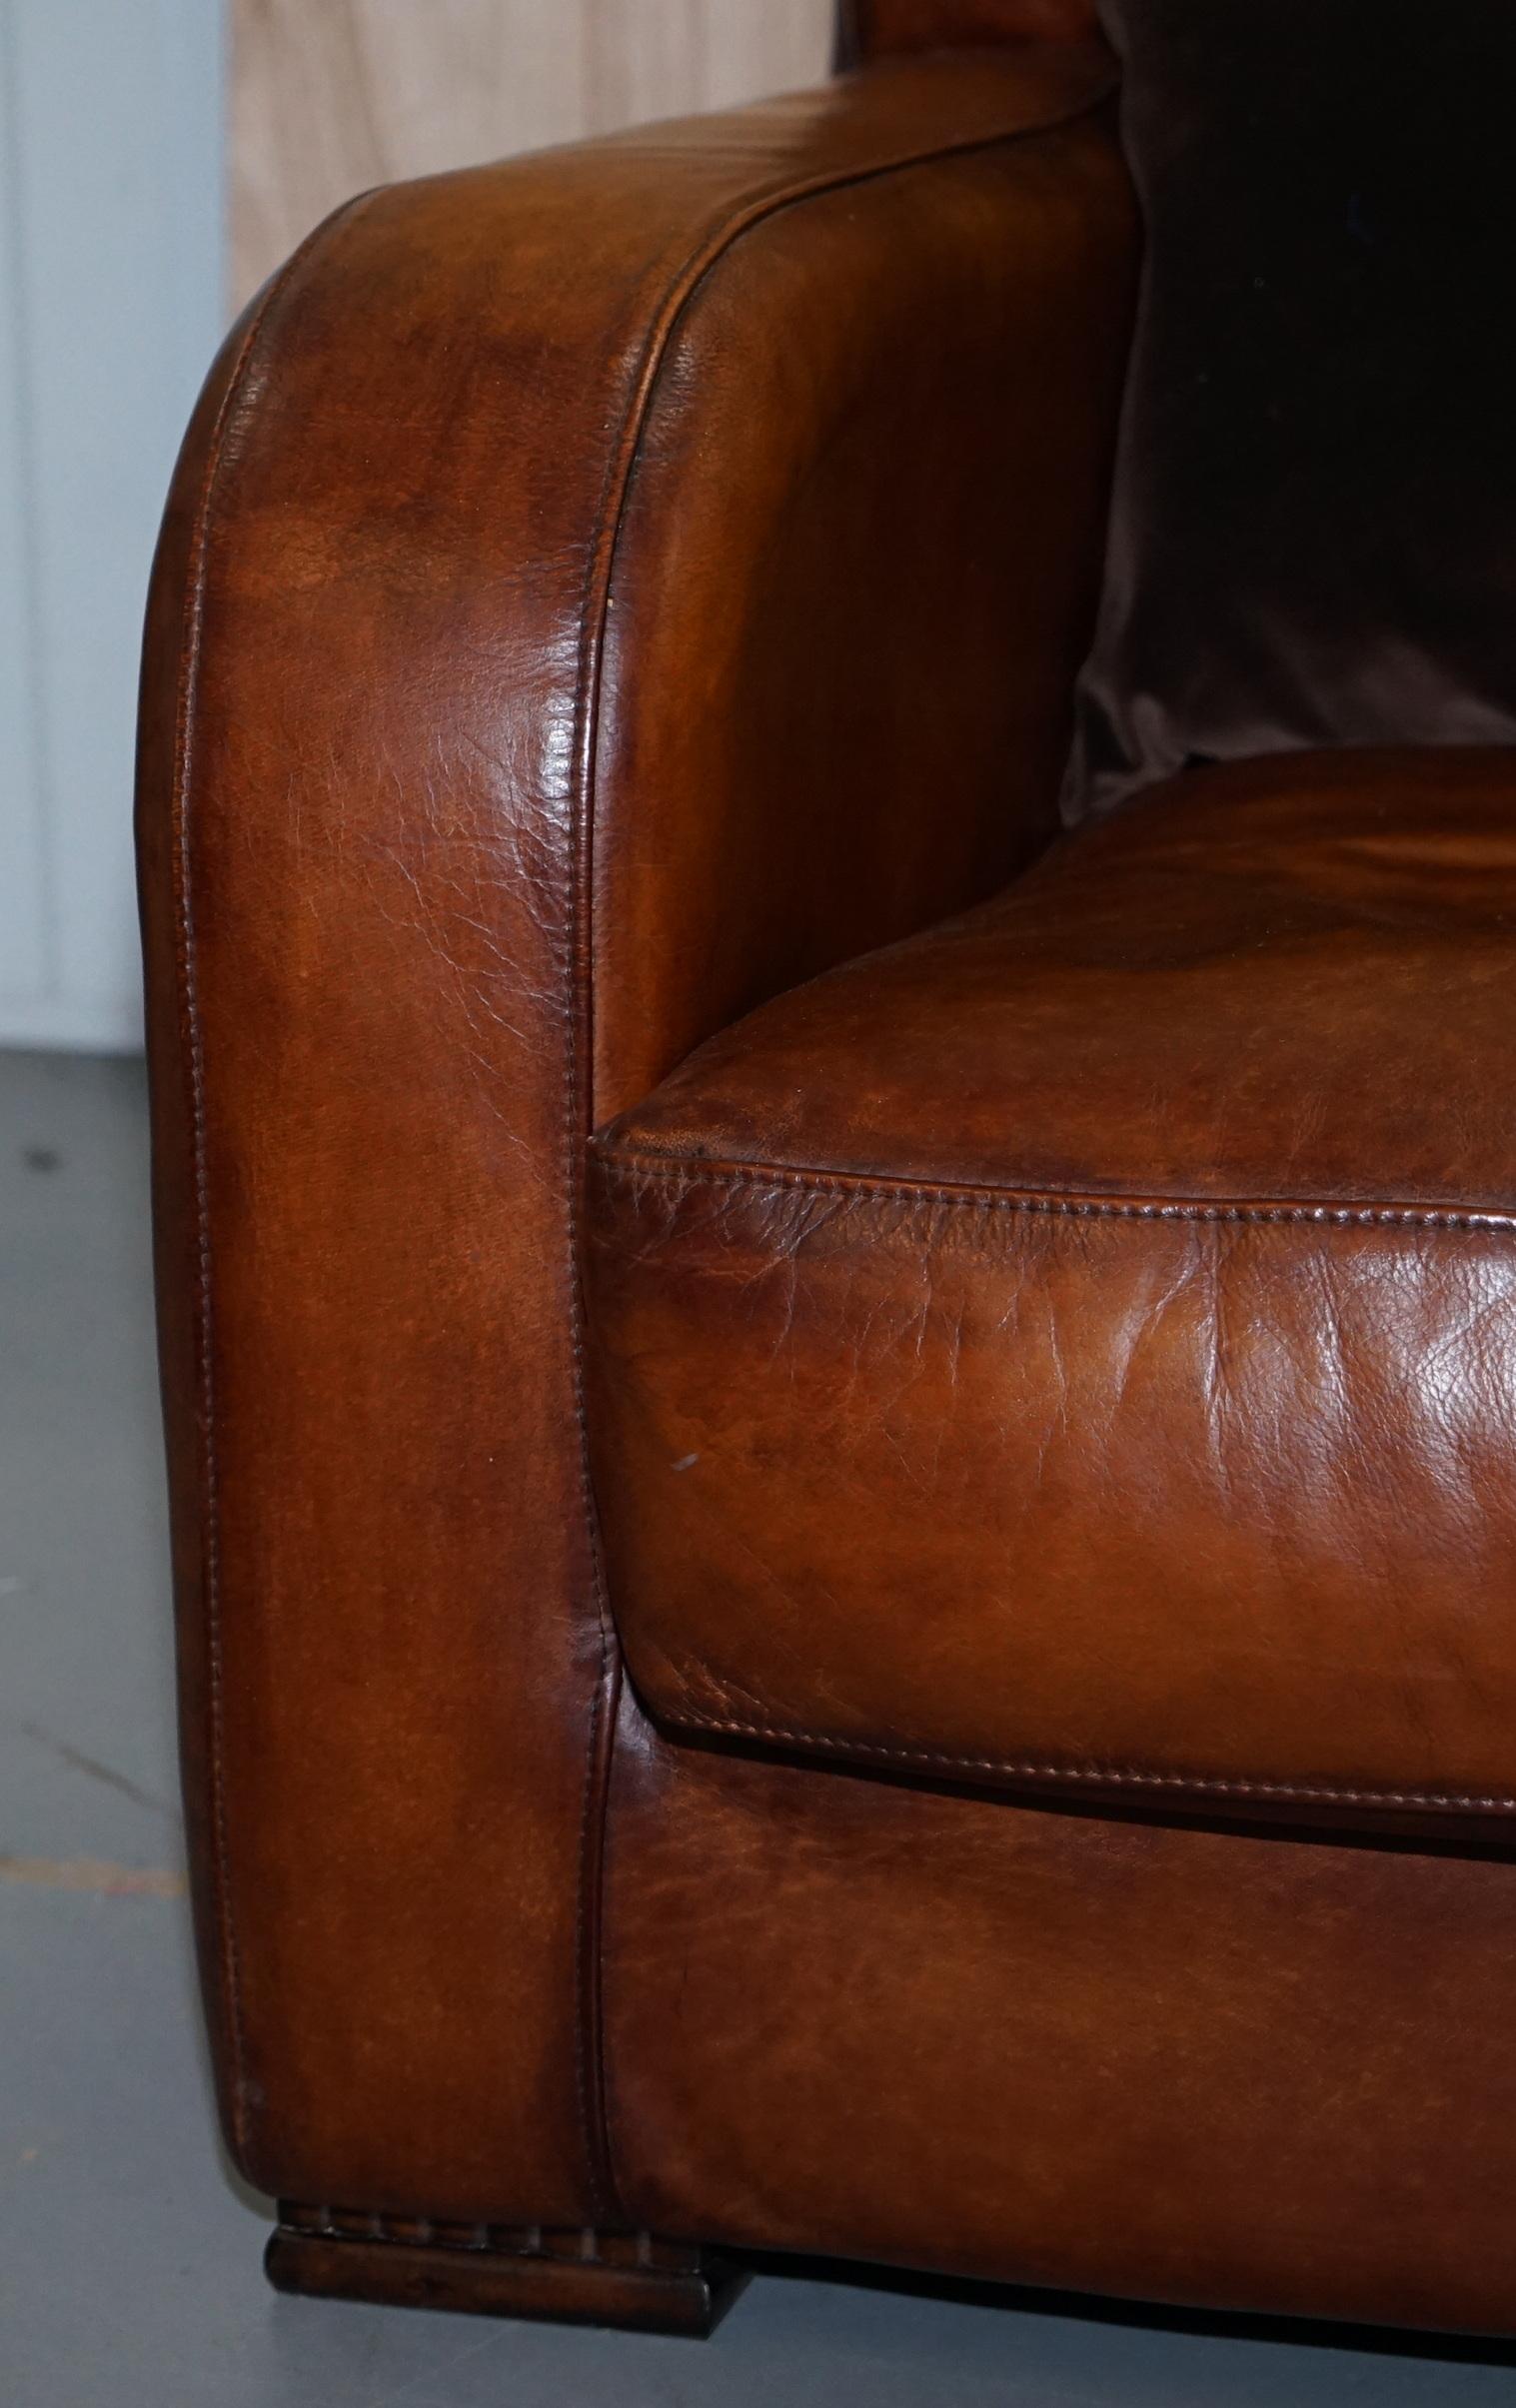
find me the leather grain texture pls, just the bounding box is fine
[144,19,1516,2347]
[589,90,1136,1114]
[588,751,1516,1822]
[137,51,1131,2225]
[604,1691,1516,2336]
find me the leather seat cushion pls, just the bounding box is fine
[586,750,1516,1829]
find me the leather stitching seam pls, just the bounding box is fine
[170,191,382,2163]
[655,1713,1516,1816]
[594,1151,1516,1233]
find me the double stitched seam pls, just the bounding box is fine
[657,1715,1516,1816]
[595,1150,1516,1233]
[171,193,380,2159]
[568,86,1118,2216]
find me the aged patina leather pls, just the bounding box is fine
[139,0,1516,2347]
[590,751,1516,1828]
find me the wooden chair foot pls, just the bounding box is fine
[265,2203,751,2338]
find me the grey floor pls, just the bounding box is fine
[7,1045,1516,2407]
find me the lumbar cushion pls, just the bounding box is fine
[1065,0,1516,819]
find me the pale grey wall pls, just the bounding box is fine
[0,0,223,1051]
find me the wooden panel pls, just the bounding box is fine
[232,0,834,309]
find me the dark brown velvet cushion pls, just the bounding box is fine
[1065,0,1516,820]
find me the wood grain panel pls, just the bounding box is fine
[232,0,833,308]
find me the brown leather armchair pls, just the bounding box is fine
[137,0,1516,2345]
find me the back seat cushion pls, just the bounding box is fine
[1065,0,1516,818]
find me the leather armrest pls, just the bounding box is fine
[585,52,1135,1114]
[136,49,1132,2227]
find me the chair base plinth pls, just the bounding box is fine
[265,2206,751,2338]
